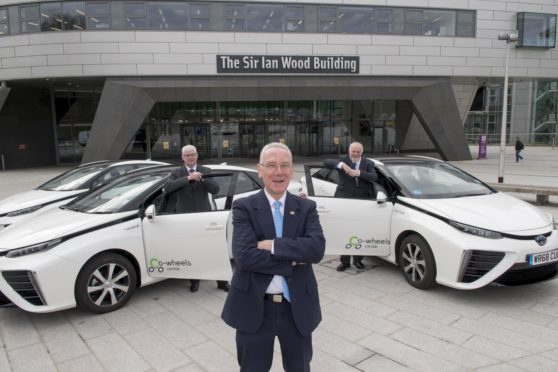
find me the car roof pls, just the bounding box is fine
[369,155,444,166]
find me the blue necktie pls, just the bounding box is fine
[273,200,290,302]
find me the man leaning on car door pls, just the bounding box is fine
[165,144,230,293]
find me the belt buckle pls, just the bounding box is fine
[272,294,283,303]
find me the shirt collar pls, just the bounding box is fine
[263,189,287,208]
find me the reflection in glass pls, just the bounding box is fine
[338,7,373,34]
[286,6,304,32]
[20,5,40,33]
[40,2,63,32]
[247,5,283,32]
[148,2,188,30]
[86,2,109,29]
[423,10,455,36]
[191,3,209,30]
[63,2,86,31]
[225,4,245,30]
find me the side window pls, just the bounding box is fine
[234,172,260,194]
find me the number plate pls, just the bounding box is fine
[528,248,558,266]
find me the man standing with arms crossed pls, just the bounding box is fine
[222,142,325,372]
[324,141,378,271]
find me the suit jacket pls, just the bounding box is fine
[165,164,219,213]
[323,155,378,199]
[221,190,325,336]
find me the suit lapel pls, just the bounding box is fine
[283,193,301,238]
[252,190,277,238]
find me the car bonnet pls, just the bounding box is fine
[400,191,553,234]
[0,206,137,250]
[0,189,85,215]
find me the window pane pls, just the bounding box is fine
[148,2,188,30]
[40,2,63,32]
[319,7,337,32]
[225,4,244,31]
[338,7,372,33]
[190,3,209,30]
[456,10,475,37]
[375,8,392,33]
[87,2,109,29]
[0,8,8,35]
[423,10,455,36]
[519,13,556,48]
[20,5,40,33]
[63,2,86,31]
[405,10,422,35]
[286,6,304,32]
[126,2,145,17]
[247,5,283,32]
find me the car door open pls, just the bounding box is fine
[141,173,234,281]
[303,165,393,257]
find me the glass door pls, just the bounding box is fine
[239,123,265,158]
[181,123,211,159]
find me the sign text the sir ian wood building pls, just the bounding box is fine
[217,55,359,74]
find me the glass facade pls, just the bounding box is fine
[120,100,398,161]
[0,1,476,37]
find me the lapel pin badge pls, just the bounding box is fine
[290,211,295,215]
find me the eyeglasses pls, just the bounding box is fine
[260,163,292,171]
[183,153,197,157]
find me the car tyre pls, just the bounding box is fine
[75,253,137,313]
[398,234,436,289]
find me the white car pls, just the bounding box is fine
[303,156,558,290]
[0,164,302,314]
[0,160,167,230]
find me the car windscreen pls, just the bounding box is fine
[37,164,111,191]
[385,162,492,199]
[64,173,168,213]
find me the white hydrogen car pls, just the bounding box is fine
[303,156,557,290]
[0,160,167,230]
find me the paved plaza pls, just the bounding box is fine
[1,145,558,371]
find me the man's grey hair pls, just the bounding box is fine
[259,142,292,164]
[182,145,197,154]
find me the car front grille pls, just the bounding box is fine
[460,250,505,283]
[2,271,45,306]
[0,290,13,307]
[493,262,558,286]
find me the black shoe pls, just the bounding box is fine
[336,263,350,272]
[354,261,365,270]
[190,281,199,292]
[217,281,230,292]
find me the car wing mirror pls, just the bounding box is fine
[145,204,156,219]
[376,191,387,204]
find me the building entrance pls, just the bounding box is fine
[182,123,211,159]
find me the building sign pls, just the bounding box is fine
[217,55,359,74]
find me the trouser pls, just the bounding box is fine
[236,300,312,372]
[340,255,363,265]
[515,150,523,161]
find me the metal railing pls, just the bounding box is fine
[465,132,558,147]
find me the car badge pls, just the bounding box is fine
[535,235,547,246]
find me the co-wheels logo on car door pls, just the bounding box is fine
[345,236,390,250]
[148,257,192,273]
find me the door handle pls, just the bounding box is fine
[205,223,224,231]
[317,206,330,213]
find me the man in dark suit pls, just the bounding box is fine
[166,145,230,293]
[221,142,325,372]
[323,141,378,271]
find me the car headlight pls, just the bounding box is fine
[6,205,43,217]
[6,238,62,258]
[448,220,503,239]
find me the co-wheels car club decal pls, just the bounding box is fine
[148,257,192,273]
[345,236,390,250]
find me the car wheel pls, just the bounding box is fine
[75,253,137,313]
[398,234,436,289]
